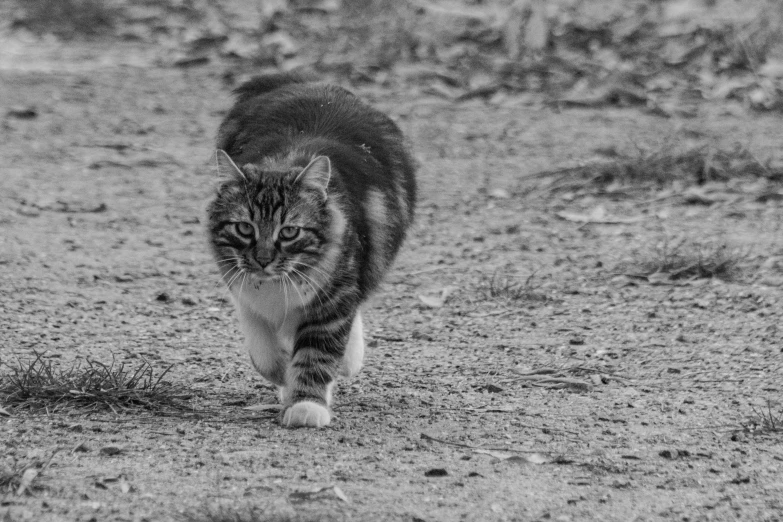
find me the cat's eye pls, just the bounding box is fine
[278,226,300,241]
[234,222,255,238]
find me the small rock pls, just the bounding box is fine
[99,446,122,456]
[424,468,448,477]
[181,296,197,306]
[411,330,434,341]
[659,449,689,459]
[155,292,170,303]
[659,449,678,459]
[7,106,38,119]
[488,188,511,199]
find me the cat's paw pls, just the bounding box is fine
[282,401,331,428]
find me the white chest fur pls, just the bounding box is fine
[232,278,309,386]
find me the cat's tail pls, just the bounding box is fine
[232,73,313,103]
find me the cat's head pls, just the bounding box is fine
[206,150,340,294]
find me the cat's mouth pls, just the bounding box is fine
[247,271,280,283]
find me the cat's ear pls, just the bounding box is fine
[295,156,331,198]
[215,149,246,181]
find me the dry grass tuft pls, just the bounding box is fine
[611,144,782,186]
[0,352,190,414]
[744,400,783,436]
[624,239,745,281]
[479,272,549,303]
[543,143,783,192]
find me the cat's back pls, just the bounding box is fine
[217,74,404,164]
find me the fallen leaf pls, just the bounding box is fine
[506,453,550,465]
[16,468,39,496]
[71,442,89,453]
[474,449,551,464]
[555,207,642,225]
[0,405,10,417]
[418,286,457,308]
[760,60,783,79]
[646,271,672,285]
[488,188,511,199]
[289,485,350,503]
[474,449,514,459]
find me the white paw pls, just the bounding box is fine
[282,401,331,428]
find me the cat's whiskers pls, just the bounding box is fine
[212,266,241,304]
[291,260,332,286]
[212,261,239,286]
[291,269,326,300]
[279,273,291,323]
[224,266,246,292]
[284,271,308,308]
[289,261,332,296]
[288,267,326,310]
[239,271,251,300]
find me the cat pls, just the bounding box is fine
[206,73,416,428]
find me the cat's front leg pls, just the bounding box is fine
[237,308,288,387]
[281,324,350,428]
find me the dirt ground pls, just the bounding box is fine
[2,35,783,522]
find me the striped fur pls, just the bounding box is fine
[206,73,416,428]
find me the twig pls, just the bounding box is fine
[401,265,453,277]
[420,433,476,449]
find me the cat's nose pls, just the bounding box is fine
[249,254,275,272]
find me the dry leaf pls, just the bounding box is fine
[16,468,39,496]
[760,60,783,79]
[488,188,511,199]
[507,453,550,465]
[0,405,10,417]
[418,286,456,308]
[474,449,551,464]
[289,485,350,504]
[556,206,641,225]
[646,271,672,285]
[474,449,514,459]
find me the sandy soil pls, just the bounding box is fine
[1,40,783,522]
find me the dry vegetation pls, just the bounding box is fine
[0,352,189,413]
[620,238,746,282]
[744,400,783,436]
[478,272,549,303]
[6,0,783,110]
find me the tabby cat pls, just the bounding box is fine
[206,73,416,428]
